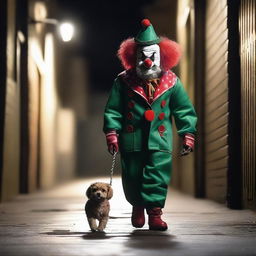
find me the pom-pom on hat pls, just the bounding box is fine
[135,19,160,46]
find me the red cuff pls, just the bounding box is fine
[106,130,117,136]
[183,133,195,149]
[105,130,119,154]
[106,130,118,144]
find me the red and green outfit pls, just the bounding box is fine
[103,69,197,208]
[104,18,197,230]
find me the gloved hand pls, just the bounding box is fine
[105,130,119,155]
[180,133,195,156]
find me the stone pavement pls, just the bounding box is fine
[0,177,256,256]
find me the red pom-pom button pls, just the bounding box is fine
[159,113,165,120]
[144,58,153,68]
[144,110,155,121]
[127,112,134,120]
[158,125,165,133]
[141,19,151,28]
[128,101,135,109]
[161,100,166,108]
[126,125,134,133]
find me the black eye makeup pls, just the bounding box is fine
[140,51,147,60]
[150,52,155,61]
[140,51,156,61]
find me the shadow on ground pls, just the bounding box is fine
[42,229,178,250]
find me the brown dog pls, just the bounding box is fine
[85,182,113,232]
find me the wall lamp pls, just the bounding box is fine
[29,18,74,42]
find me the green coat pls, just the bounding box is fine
[103,70,197,153]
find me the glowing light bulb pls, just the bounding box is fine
[59,22,74,42]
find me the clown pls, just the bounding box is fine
[103,19,197,231]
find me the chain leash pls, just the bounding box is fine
[109,152,117,186]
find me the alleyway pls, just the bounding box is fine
[0,177,256,256]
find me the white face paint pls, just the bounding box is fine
[136,44,161,80]
[136,44,160,67]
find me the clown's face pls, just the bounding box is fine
[136,44,161,80]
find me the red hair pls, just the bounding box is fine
[117,37,181,71]
[159,37,181,71]
[117,38,137,70]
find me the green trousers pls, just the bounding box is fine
[120,151,172,208]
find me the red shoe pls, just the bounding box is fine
[131,206,145,228]
[147,207,168,231]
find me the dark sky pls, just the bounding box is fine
[56,0,155,91]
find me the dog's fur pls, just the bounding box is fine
[85,182,113,232]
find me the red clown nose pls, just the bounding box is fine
[144,110,155,121]
[144,58,153,68]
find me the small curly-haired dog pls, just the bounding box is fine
[85,182,113,232]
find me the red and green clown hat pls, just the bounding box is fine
[135,19,160,45]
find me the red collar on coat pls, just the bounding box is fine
[120,69,177,105]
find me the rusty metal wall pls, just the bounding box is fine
[239,0,256,209]
[205,0,229,203]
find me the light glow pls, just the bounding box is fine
[59,22,74,42]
